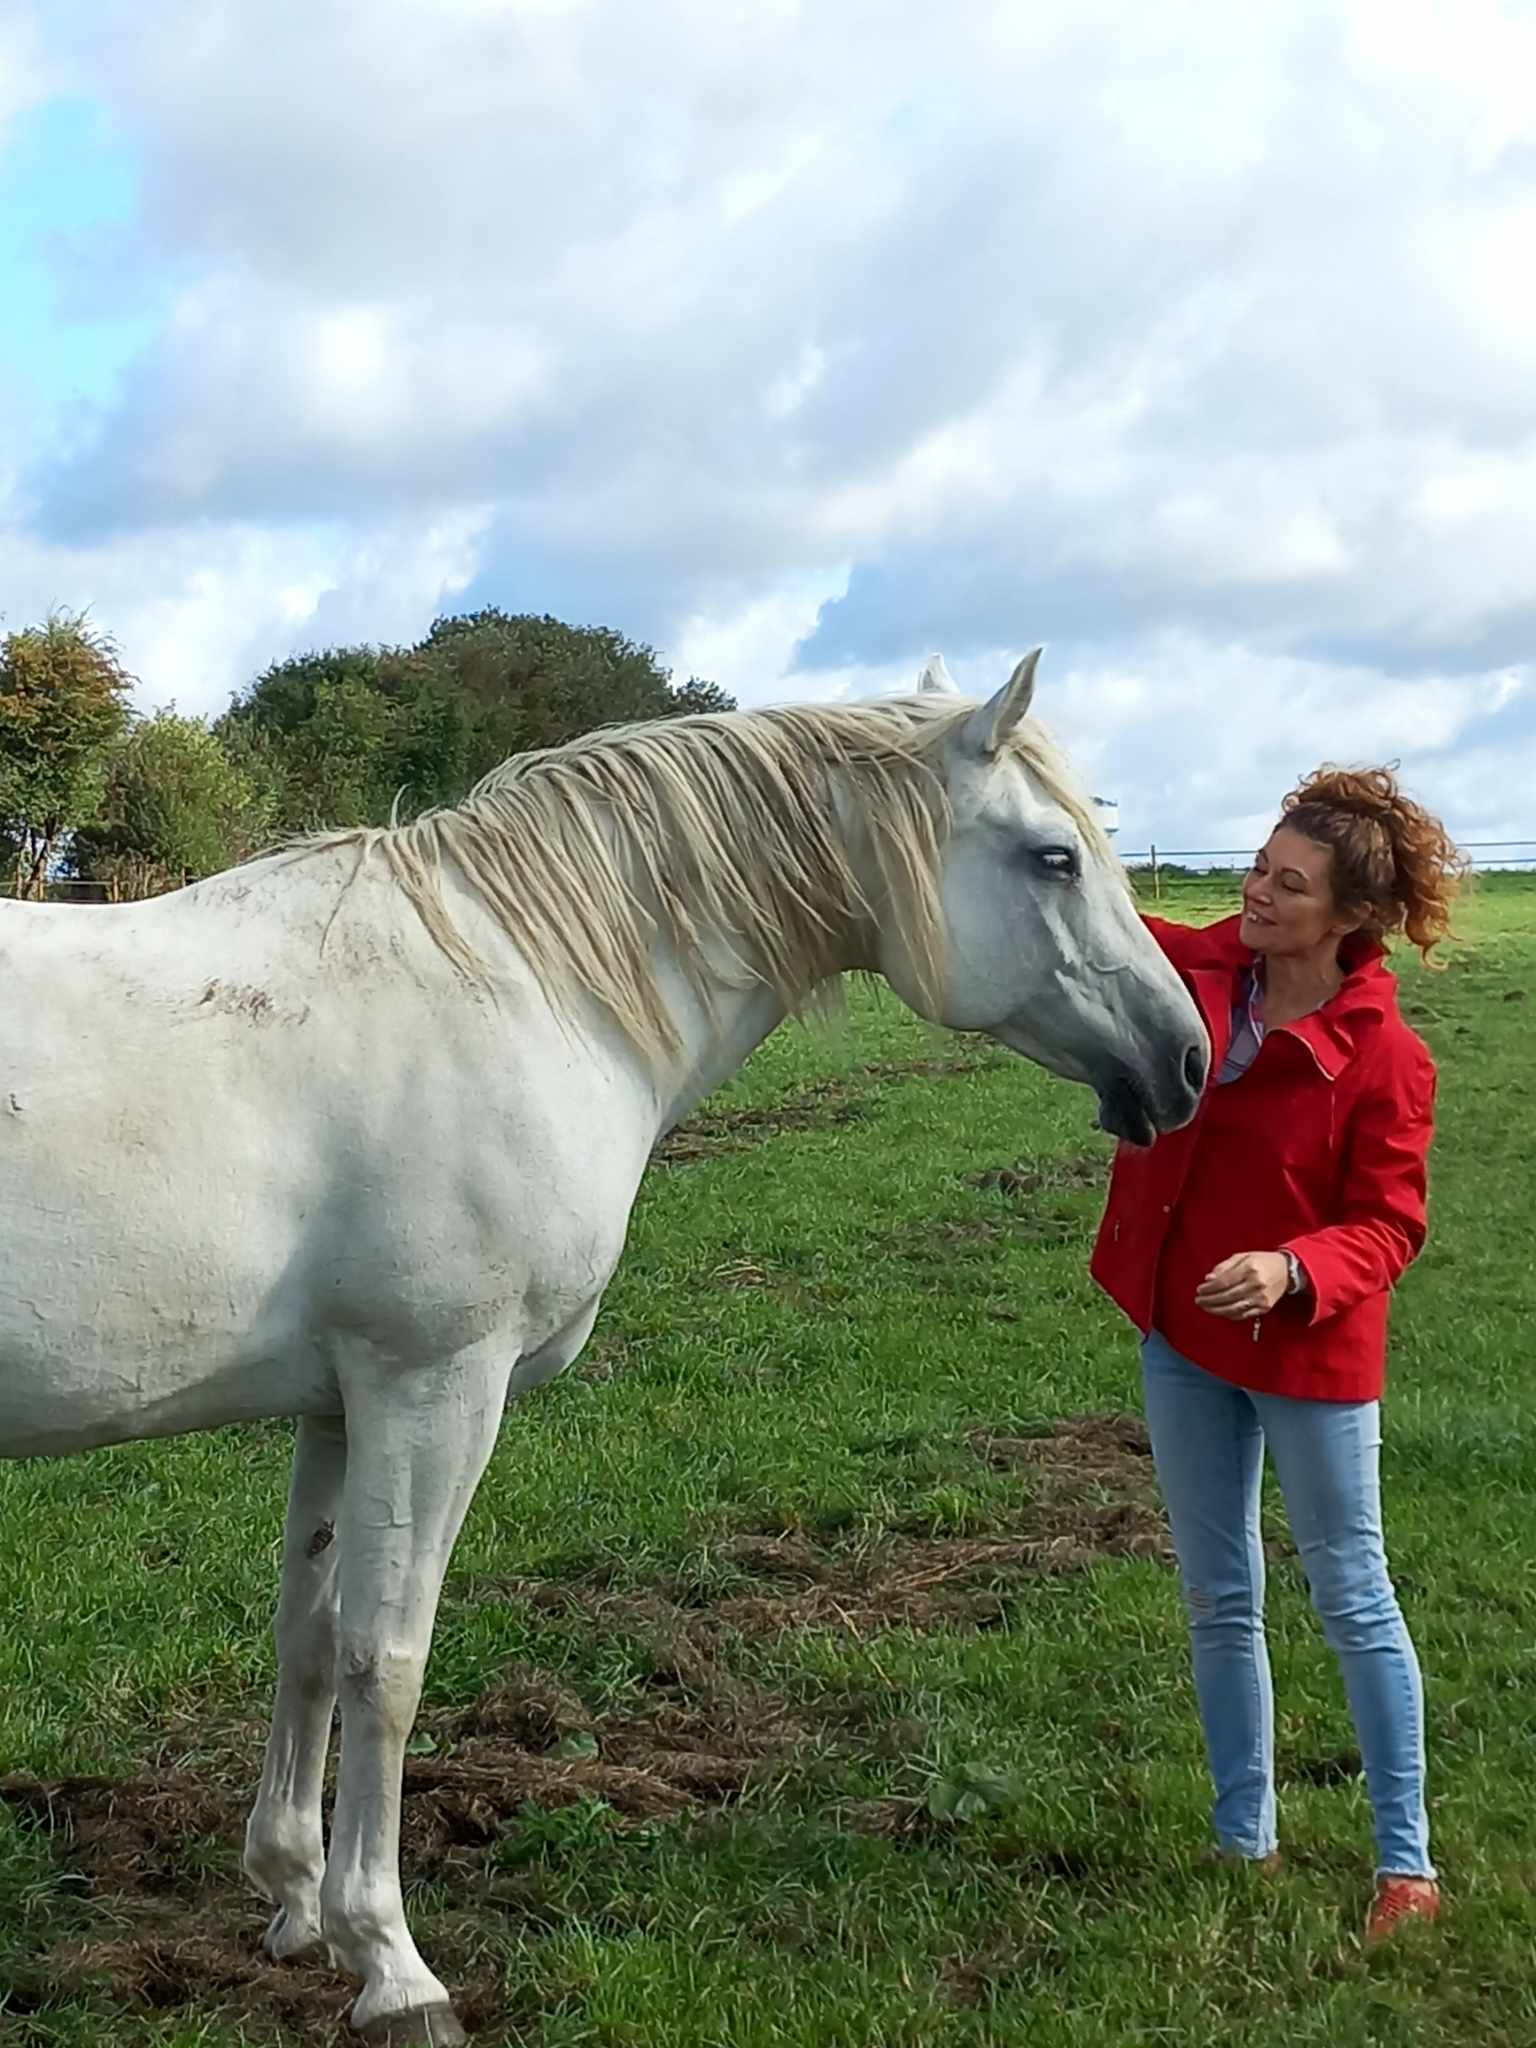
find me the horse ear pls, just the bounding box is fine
[916,653,958,695]
[960,646,1042,757]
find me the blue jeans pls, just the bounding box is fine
[1140,1330,1434,1877]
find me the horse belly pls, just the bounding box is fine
[0,1063,333,1456]
[0,1329,337,1457]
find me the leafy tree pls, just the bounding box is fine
[669,675,736,718]
[412,608,732,767]
[215,649,397,829]
[0,607,736,902]
[70,709,275,900]
[0,612,134,896]
[216,610,735,834]
[215,646,474,831]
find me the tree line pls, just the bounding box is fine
[0,608,734,900]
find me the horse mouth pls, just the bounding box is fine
[1095,1075,1159,1148]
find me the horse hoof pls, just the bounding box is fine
[275,1936,331,1968]
[355,2003,468,2047]
[260,1908,329,1967]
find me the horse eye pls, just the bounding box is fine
[1035,845,1078,876]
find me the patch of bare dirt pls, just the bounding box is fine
[937,1923,1075,2005]
[0,1648,756,2039]
[969,1408,1152,1473]
[0,1660,840,2043]
[891,1218,1009,1258]
[486,1414,1173,1648]
[652,1080,866,1163]
[651,1051,1002,1165]
[886,1205,1083,1259]
[0,1415,1169,2040]
[0,1767,337,2040]
[858,1055,1000,1081]
[704,1258,815,1306]
[969,1152,1109,1197]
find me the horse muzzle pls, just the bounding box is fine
[1095,1038,1207,1147]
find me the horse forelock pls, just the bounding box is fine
[296,696,1111,1062]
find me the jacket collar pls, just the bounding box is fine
[1194,916,1396,1082]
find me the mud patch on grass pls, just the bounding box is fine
[704,1257,817,1307]
[886,1203,1084,1260]
[0,1765,335,2040]
[858,1053,1002,1081]
[0,1415,1169,2040]
[939,1927,1067,2004]
[960,1411,1172,1567]
[653,1080,866,1162]
[879,1150,1113,1263]
[408,1657,833,1838]
[0,1659,830,2044]
[921,1217,1010,1252]
[652,1049,1004,1165]
[969,1151,1110,1198]
[487,1413,1173,1652]
[968,1409,1153,1478]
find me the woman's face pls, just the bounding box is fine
[1239,824,1354,958]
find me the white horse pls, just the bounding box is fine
[0,650,1205,2043]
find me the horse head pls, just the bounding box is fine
[878,648,1207,1143]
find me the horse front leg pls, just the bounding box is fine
[244,1411,347,1962]
[319,1345,512,2046]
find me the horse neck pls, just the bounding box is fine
[648,972,793,1136]
[637,774,884,1135]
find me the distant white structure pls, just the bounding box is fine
[1093,795,1120,838]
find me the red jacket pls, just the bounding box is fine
[1090,914,1436,1402]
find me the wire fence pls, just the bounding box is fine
[1120,840,1536,885]
[2,878,113,902]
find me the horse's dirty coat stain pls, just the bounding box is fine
[196,980,310,1027]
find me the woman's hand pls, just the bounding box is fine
[1196,1251,1291,1320]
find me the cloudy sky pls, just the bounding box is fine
[2,0,1533,852]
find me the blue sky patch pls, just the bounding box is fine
[0,95,154,422]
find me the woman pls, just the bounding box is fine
[1091,765,1465,1937]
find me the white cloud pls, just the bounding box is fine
[671,573,847,701]
[0,498,489,715]
[763,342,827,423]
[4,0,1535,847]
[1029,639,1535,851]
[0,7,49,142]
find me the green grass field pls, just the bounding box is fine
[2,873,1534,2047]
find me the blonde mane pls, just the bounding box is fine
[305,697,1113,1062]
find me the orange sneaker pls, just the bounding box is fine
[1366,1875,1441,1940]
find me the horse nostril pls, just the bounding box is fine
[1184,1043,1207,1095]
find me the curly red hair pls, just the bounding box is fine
[1279,765,1468,966]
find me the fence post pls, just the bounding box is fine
[1150,843,1161,900]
